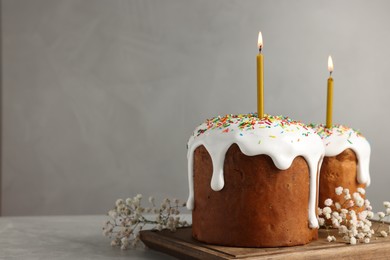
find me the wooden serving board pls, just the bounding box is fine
[140,222,390,259]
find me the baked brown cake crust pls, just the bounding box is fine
[192,144,318,247]
[319,148,366,209]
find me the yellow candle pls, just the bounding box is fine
[326,55,334,128]
[257,32,264,118]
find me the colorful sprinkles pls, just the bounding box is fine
[193,114,366,149]
[308,123,365,146]
[195,114,311,137]
[309,124,364,139]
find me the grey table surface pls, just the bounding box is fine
[0,215,184,260]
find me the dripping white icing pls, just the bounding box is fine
[311,124,371,186]
[186,114,325,229]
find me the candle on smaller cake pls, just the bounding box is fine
[311,56,371,211]
[326,56,334,128]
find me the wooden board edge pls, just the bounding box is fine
[140,229,232,260]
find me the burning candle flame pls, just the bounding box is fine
[258,32,263,52]
[328,55,334,74]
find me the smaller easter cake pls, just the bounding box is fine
[187,114,325,247]
[310,124,371,209]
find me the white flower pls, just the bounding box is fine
[353,192,362,202]
[136,194,142,200]
[324,198,333,206]
[318,217,325,226]
[116,199,124,207]
[108,210,118,219]
[335,202,341,210]
[148,196,155,204]
[332,219,340,228]
[323,206,332,215]
[350,236,357,245]
[339,225,348,234]
[358,211,368,221]
[125,198,132,205]
[353,192,360,199]
[343,188,350,195]
[380,231,388,237]
[327,235,335,242]
[367,211,374,219]
[121,237,129,246]
[357,187,366,195]
[364,219,372,227]
[384,201,390,208]
[386,208,390,216]
[102,229,110,237]
[318,207,323,215]
[363,224,371,233]
[161,203,167,210]
[133,198,140,207]
[335,186,343,195]
[344,194,351,200]
[349,226,358,237]
[346,200,354,208]
[364,238,370,243]
[156,224,163,231]
[378,212,386,219]
[356,198,364,207]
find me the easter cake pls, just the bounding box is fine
[311,124,371,209]
[186,114,325,247]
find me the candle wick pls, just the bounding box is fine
[258,46,262,54]
[329,71,333,77]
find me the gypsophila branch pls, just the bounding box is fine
[102,194,190,250]
[318,187,390,245]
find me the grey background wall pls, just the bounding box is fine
[2,0,390,216]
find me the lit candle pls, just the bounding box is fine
[257,32,264,118]
[326,55,334,128]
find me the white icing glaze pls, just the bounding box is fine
[186,114,325,228]
[311,124,371,186]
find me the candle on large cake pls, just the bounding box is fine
[185,32,325,247]
[186,114,325,247]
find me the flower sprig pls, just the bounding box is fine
[318,186,390,245]
[318,187,373,244]
[376,201,390,237]
[102,194,190,250]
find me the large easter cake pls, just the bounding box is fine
[186,114,325,247]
